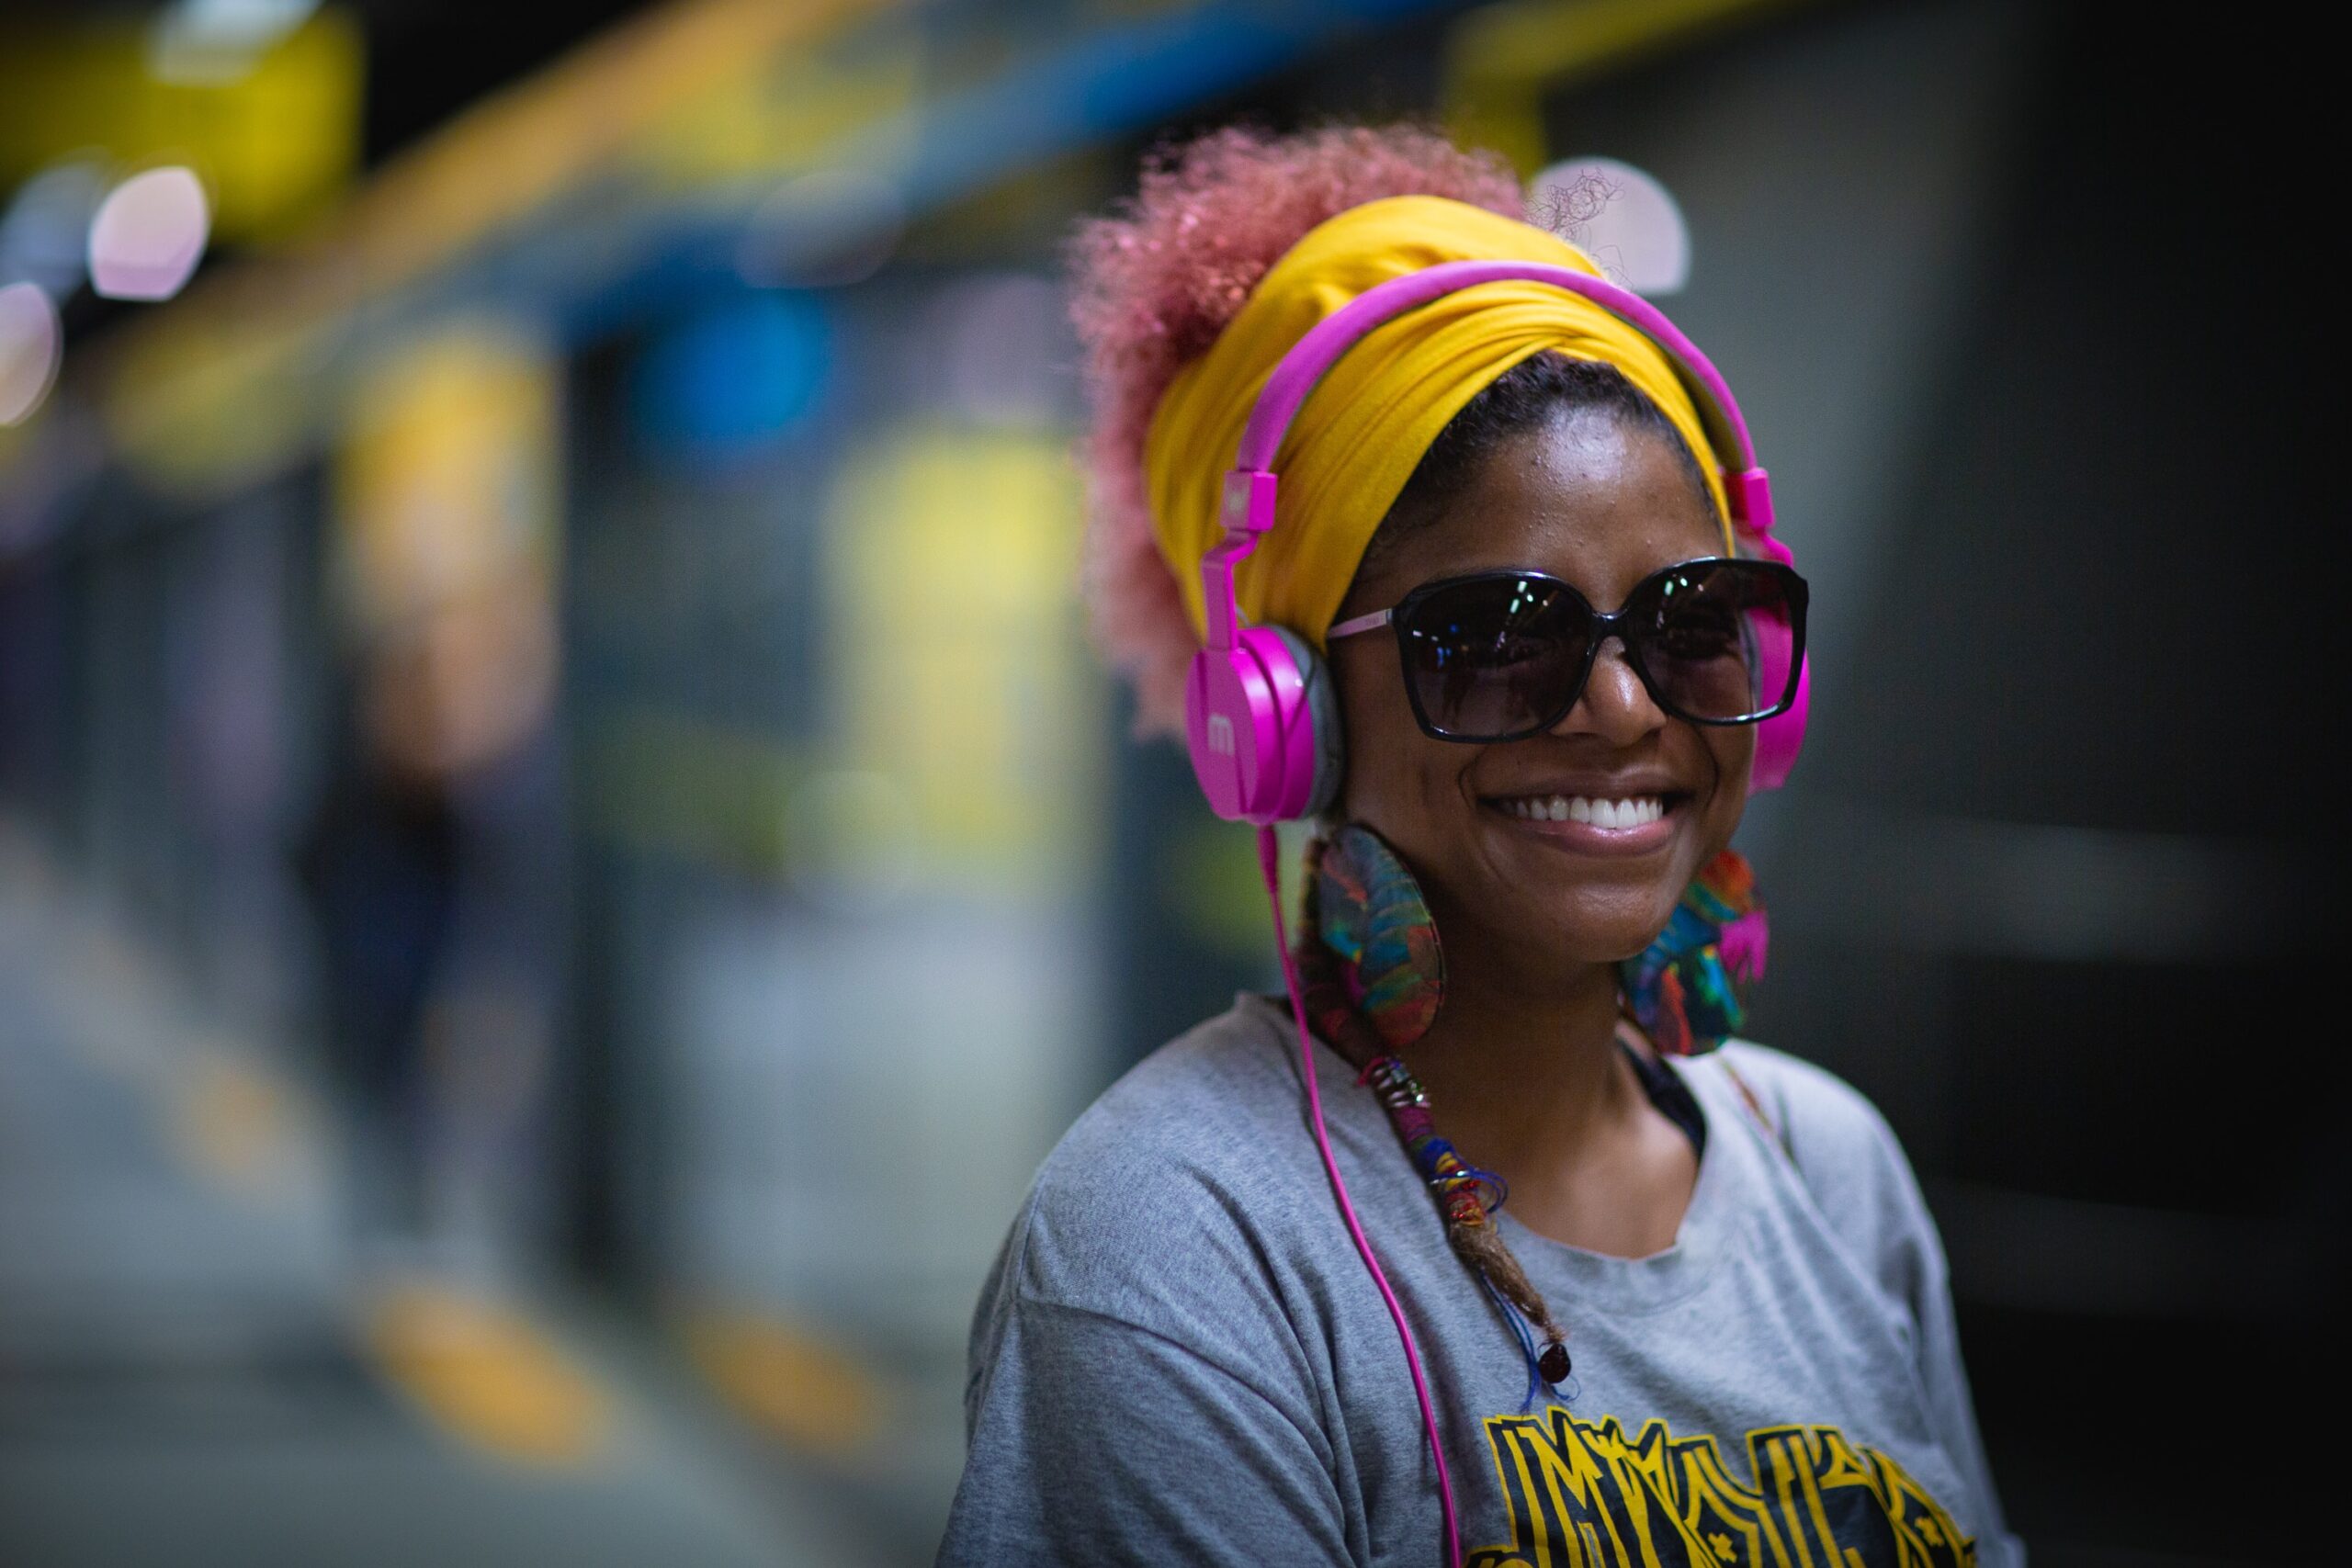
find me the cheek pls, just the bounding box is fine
[1697,726,1755,847]
[1331,647,1451,826]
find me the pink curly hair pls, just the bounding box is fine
[1067,124,1525,735]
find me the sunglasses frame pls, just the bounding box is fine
[1328,557,1810,744]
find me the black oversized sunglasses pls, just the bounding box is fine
[1327,558,1808,743]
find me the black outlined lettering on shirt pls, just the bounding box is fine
[1468,1409,1973,1568]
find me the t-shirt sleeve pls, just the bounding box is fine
[939,1107,1358,1568]
[1727,1045,2027,1568]
[939,1291,1352,1567]
[1857,1117,2023,1568]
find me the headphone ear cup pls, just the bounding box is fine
[1186,627,1338,823]
[1749,652,1808,793]
[1736,526,1806,794]
[1270,627,1344,818]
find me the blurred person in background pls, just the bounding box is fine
[296,568,561,1274]
[941,125,2015,1568]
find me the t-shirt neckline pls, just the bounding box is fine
[1496,1053,1745,1314]
[1241,989,1742,1316]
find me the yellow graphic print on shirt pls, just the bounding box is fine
[1469,1409,1974,1568]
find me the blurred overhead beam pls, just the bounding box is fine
[324,0,891,303]
[74,0,892,495]
[49,0,1808,506]
[74,0,1469,502]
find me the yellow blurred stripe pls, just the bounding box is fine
[335,0,892,297]
[365,1283,616,1465]
[683,1308,885,1460]
[171,1052,300,1197]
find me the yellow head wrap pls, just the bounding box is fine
[1143,194,1731,651]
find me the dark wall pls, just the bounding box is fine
[1747,4,2334,1561]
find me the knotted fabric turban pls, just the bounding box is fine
[1142,194,1731,651]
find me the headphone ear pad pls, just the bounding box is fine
[1738,581,1806,794]
[1736,526,1807,795]
[1749,653,1808,794]
[1270,627,1344,818]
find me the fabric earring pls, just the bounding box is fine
[1311,823,1444,1053]
[1618,849,1769,1056]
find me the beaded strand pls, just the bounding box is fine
[1358,1055,1509,1229]
[1295,839,1573,1396]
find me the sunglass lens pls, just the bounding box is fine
[1627,561,1798,722]
[1398,576,1588,739]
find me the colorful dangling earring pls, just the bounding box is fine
[1312,823,1444,1052]
[1618,849,1769,1056]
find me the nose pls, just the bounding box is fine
[1551,636,1666,745]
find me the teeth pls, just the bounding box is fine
[1501,795,1667,826]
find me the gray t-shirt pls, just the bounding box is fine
[942,994,2020,1568]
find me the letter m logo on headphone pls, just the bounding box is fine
[1205,713,1236,756]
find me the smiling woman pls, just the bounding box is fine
[939,125,2016,1568]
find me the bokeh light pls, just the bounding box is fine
[737,168,908,289]
[0,281,63,426]
[148,0,326,85]
[924,273,1063,426]
[1530,155,1690,297]
[0,157,108,299]
[87,165,212,301]
[630,292,833,457]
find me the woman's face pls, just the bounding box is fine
[1329,408,1751,983]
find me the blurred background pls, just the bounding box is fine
[0,1,2333,1563]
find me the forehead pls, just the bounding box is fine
[1367,412,1722,609]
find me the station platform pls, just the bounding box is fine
[0,825,899,1568]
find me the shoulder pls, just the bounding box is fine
[1702,1041,1947,1303]
[1708,1041,1909,1182]
[961,997,1338,1431]
[995,996,1332,1328]
[950,1002,1361,1540]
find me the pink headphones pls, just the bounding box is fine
[1183,259,1810,824]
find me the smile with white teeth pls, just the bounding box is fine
[1497,795,1668,828]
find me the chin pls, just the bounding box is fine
[1497,884,1686,972]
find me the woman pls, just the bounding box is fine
[940,125,2016,1568]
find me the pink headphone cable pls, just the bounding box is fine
[1256,825,1462,1568]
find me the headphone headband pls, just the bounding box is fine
[1232,260,1774,532]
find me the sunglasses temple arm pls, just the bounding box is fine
[1327,607,1394,640]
